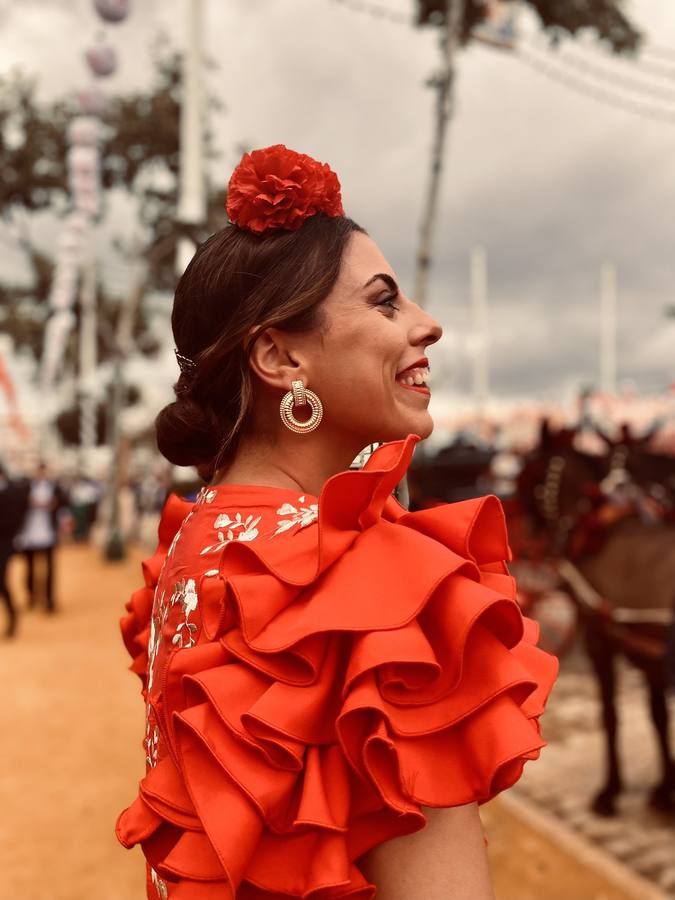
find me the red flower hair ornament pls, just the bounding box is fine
[226,144,344,235]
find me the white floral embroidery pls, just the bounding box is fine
[166,529,180,560]
[158,486,214,592]
[274,495,319,535]
[196,486,217,504]
[147,588,167,693]
[147,576,200,695]
[170,577,199,649]
[145,719,159,769]
[150,867,169,899]
[200,512,262,555]
[166,508,195,562]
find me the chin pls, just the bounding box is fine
[376,412,434,444]
[409,413,434,440]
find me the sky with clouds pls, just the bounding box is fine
[1,0,675,420]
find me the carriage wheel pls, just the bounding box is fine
[522,587,579,659]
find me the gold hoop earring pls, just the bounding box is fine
[280,379,323,434]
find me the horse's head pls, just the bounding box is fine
[517,421,606,554]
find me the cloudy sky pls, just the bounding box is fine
[2,0,675,416]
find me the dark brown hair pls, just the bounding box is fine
[155,212,365,481]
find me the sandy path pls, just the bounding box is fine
[1,543,146,900]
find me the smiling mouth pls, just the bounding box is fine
[395,364,430,395]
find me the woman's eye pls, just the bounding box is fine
[377,294,399,313]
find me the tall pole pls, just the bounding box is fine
[104,256,147,561]
[470,246,489,413]
[78,248,98,473]
[176,0,206,277]
[104,235,177,560]
[600,262,617,395]
[413,0,464,308]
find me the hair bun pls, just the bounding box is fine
[155,395,223,470]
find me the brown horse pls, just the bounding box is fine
[516,422,675,816]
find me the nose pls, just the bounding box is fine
[411,306,443,349]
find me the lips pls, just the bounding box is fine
[397,357,429,376]
[395,357,430,393]
[398,381,430,395]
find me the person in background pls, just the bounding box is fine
[69,473,103,541]
[0,464,30,638]
[14,461,67,614]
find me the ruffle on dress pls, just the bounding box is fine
[120,493,195,695]
[116,435,559,899]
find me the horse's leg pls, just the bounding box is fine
[585,619,623,815]
[646,673,675,811]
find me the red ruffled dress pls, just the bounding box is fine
[116,435,559,899]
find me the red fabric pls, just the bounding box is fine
[117,435,559,898]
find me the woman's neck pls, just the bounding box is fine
[212,428,363,498]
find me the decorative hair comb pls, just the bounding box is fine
[175,349,196,376]
[226,144,344,235]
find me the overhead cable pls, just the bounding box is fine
[516,44,675,125]
[532,41,675,103]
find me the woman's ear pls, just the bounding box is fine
[248,326,304,391]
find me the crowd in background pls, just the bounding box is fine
[0,462,173,639]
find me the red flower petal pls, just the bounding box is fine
[226,144,344,234]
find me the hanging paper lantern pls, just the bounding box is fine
[51,285,77,311]
[68,149,98,179]
[77,84,107,116]
[55,244,81,272]
[52,262,78,296]
[94,0,130,23]
[61,219,86,249]
[77,190,101,218]
[58,227,82,254]
[85,40,118,77]
[67,115,101,147]
[71,185,101,218]
[65,211,90,234]
[67,143,101,218]
[68,144,98,174]
[42,310,78,388]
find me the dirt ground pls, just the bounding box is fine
[1,542,664,899]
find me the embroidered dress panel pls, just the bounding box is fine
[141,488,318,778]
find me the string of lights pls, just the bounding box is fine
[516,45,675,125]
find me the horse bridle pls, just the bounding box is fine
[536,453,576,555]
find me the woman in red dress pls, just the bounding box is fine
[116,145,559,899]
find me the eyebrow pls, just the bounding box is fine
[362,273,399,294]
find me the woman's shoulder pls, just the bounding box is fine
[136,435,516,621]
[148,434,510,564]
[167,482,320,562]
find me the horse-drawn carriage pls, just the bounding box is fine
[409,420,675,816]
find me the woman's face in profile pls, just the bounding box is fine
[298,232,443,445]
